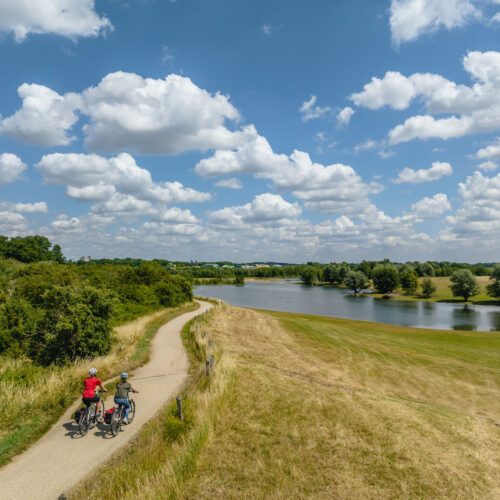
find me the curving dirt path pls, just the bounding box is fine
[0,301,212,500]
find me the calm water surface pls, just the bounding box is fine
[195,281,500,332]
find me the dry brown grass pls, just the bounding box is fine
[69,304,500,499]
[179,306,500,499]
[69,306,235,500]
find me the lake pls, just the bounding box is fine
[195,280,500,332]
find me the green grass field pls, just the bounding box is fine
[73,304,500,499]
[369,275,498,304]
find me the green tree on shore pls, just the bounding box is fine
[400,267,419,295]
[234,270,245,286]
[300,267,317,286]
[372,264,399,294]
[450,269,480,302]
[487,265,500,298]
[345,271,368,295]
[421,278,437,298]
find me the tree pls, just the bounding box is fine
[322,265,338,284]
[450,269,480,302]
[399,267,419,295]
[51,244,65,263]
[372,263,399,294]
[421,278,437,298]
[234,269,245,285]
[486,265,500,298]
[300,266,317,286]
[338,265,350,283]
[345,271,368,295]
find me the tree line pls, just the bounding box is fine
[0,237,193,366]
[298,262,500,302]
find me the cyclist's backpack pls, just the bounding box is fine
[104,407,116,424]
[74,408,84,423]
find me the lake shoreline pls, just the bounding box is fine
[194,281,500,332]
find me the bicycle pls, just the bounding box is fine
[109,399,136,437]
[78,390,106,436]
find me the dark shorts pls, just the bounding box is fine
[82,396,100,407]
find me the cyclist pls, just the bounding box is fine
[114,372,138,424]
[82,367,107,409]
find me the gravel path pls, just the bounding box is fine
[0,301,212,500]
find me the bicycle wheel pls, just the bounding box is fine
[110,409,122,437]
[128,400,136,423]
[79,409,90,436]
[95,399,105,423]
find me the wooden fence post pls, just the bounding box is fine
[176,395,183,421]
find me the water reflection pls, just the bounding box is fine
[195,281,500,332]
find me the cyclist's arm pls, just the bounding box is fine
[98,383,107,392]
[130,386,139,393]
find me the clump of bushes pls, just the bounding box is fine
[0,256,193,366]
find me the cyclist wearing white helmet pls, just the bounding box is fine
[82,367,107,408]
[114,372,138,424]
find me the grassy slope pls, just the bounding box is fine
[183,307,500,499]
[0,302,198,466]
[72,304,500,499]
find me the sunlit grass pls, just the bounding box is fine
[71,304,500,498]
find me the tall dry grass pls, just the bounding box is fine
[0,303,198,465]
[69,304,500,499]
[69,305,235,499]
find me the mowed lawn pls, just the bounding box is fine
[181,306,500,499]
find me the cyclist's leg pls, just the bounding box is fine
[114,398,130,418]
[82,397,92,407]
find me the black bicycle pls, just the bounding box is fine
[78,391,105,436]
[110,399,136,437]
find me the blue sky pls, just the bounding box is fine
[0,0,499,262]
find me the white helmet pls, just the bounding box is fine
[120,372,128,380]
[89,367,97,376]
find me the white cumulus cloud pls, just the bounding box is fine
[336,106,355,126]
[394,161,453,184]
[82,72,247,154]
[390,0,480,45]
[36,153,211,218]
[0,0,111,41]
[196,128,377,215]
[215,178,243,189]
[0,84,81,146]
[13,202,48,213]
[299,95,331,122]
[352,51,500,144]
[411,193,451,218]
[0,153,26,184]
[209,193,302,227]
